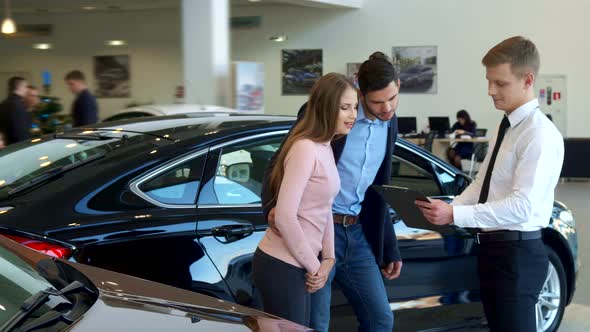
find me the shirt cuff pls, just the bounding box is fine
[452,205,476,228]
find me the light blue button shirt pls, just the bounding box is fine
[332,104,389,216]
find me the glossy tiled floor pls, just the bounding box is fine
[555,180,590,332]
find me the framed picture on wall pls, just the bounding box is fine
[282,49,322,95]
[392,46,437,94]
[94,55,131,98]
[346,62,362,86]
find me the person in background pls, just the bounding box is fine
[0,76,32,145]
[447,109,477,169]
[24,85,43,137]
[252,73,357,327]
[65,70,98,127]
[24,85,41,112]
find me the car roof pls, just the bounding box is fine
[90,113,296,142]
[111,104,240,116]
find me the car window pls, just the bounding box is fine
[138,153,206,206]
[392,147,441,196]
[198,135,283,206]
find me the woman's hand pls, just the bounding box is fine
[305,258,334,293]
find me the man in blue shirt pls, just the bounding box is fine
[262,52,402,332]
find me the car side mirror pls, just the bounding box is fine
[389,208,402,224]
[226,163,251,183]
[454,173,471,194]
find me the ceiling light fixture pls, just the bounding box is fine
[269,35,287,42]
[248,0,262,2]
[1,0,16,35]
[33,43,52,50]
[106,40,127,46]
[82,6,97,11]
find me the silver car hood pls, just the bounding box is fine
[1,235,310,332]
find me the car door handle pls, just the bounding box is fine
[211,224,254,238]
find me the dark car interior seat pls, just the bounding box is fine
[248,149,275,193]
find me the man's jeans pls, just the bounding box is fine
[311,223,394,332]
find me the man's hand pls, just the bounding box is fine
[267,208,281,236]
[414,199,454,226]
[381,260,403,280]
[305,258,334,293]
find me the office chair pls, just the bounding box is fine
[424,132,436,152]
[467,142,488,177]
[475,128,487,137]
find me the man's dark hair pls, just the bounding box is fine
[65,70,86,81]
[357,51,398,96]
[7,76,26,95]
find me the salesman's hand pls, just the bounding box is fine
[267,208,281,236]
[381,260,403,280]
[415,199,454,226]
[305,259,334,293]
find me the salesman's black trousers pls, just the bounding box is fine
[477,239,548,332]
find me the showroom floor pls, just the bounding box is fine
[554,180,590,332]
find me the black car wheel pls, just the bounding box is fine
[537,246,567,332]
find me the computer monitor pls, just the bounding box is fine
[398,117,417,134]
[428,116,450,137]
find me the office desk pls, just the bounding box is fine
[405,137,490,161]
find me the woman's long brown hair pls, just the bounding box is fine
[267,73,356,206]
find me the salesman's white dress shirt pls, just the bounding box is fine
[452,98,564,231]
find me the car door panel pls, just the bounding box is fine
[70,149,236,301]
[384,145,483,329]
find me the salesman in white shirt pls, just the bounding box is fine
[415,36,564,332]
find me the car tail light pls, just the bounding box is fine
[1,233,72,259]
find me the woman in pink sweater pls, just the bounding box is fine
[252,73,358,327]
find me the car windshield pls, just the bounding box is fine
[0,246,58,323]
[0,132,131,200]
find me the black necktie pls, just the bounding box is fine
[478,116,511,203]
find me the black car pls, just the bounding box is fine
[0,235,309,332]
[0,114,579,331]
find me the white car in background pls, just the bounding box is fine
[103,104,239,122]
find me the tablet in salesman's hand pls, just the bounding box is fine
[372,185,453,234]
